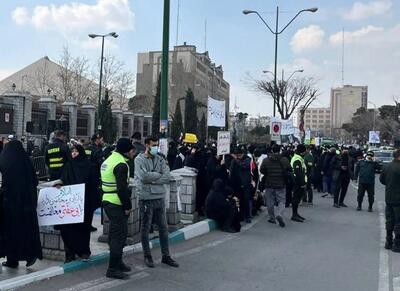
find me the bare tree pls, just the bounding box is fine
[58,46,75,101]
[250,75,319,120]
[113,71,135,110]
[26,59,57,97]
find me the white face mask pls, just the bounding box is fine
[150,146,159,156]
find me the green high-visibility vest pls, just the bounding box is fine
[291,153,308,183]
[101,151,130,205]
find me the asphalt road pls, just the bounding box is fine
[21,175,399,291]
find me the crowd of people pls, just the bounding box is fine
[0,130,399,280]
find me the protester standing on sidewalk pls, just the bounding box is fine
[0,140,42,268]
[101,138,135,279]
[260,144,290,227]
[354,151,379,212]
[60,144,98,263]
[290,144,308,222]
[44,130,70,181]
[380,149,400,252]
[134,136,179,269]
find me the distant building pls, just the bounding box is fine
[135,42,230,123]
[246,116,270,129]
[330,85,368,134]
[298,107,331,137]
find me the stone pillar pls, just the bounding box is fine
[1,91,33,138]
[81,99,96,136]
[123,112,134,137]
[144,115,153,136]
[98,180,140,245]
[136,114,144,139]
[62,96,78,138]
[38,94,57,121]
[167,174,182,229]
[112,109,123,138]
[171,167,198,222]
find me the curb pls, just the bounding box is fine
[0,219,218,290]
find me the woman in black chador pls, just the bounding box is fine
[0,140,42,268]
[59,144,98,263]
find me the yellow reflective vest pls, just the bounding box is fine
[101,152,129,205]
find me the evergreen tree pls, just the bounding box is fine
[171,101,184,141]
[98,88,116,143]
[198,113,207,142]
[152,74,161,135]
[184,88,198,134]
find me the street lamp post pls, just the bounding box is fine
[243,7,318,117]
[88,32,118,130]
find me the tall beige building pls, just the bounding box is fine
[330,85,368,133]
[297,107,331,136]
[135,43,230,122]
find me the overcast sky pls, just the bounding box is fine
[1,0,399,116]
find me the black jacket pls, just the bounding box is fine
[113,161,132,210]
[380,159,400,204]
[230,156,252,191]
[354,159,379,184]
[260,153,290,189]
[44,138,70,180]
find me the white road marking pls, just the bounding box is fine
[378,201,390,291]
[393,277,400,291]
[60,213,264,291]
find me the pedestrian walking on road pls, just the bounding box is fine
[379,149,400,252]
[303,146,315,205]
[290,144,308,223]
[135,136,179,269]
[332,147,352,208]
[101,138,135,279]
[0,140,42,268]
[59,144,98,263]
[354,151,379,212]
[260,144,290,227]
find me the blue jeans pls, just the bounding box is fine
[323,175,332,194]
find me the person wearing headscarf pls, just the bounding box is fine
[0,140,42,268]
[59,144,98,263]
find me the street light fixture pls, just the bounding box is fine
[243,7,318,117]
[88,32,119,130]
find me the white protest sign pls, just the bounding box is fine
[281,119,295,135]
[217,131,231,156]
[159,138,168,156]
[271,122,282,141]
[369,131,380,144]
[37,184,85,226]
[207,97,226,127]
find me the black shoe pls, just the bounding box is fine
[339,203,348,208]
[81,254,90,262]
[322,194,328,198]
[368,207,373,212]
[291,216,304,223]
[276,216,285,228]
[268,218,277,224]
[161,256,179,268]
[222,227,237,233]
[90,226,98,232]
[120,262,131,272]
[2,261,19,269]
[385,241,393,250]
[357,206,362,211]
[144,256,155,268]
[26,257,37,267]
[297,214,306,221]
[392,245,400,253]
[245,218,252,224]
[106,269,129,280]
[333,203,340,208]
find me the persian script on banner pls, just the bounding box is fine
[217,131,231,156]
[37,184,85,226]
[207,97,226,127]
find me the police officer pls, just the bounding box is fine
[44,130,70,180]
[291,144,307,222]
[101,138,135,280]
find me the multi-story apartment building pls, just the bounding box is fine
[330,85,368,132]
[135,43,230,123]
[298,107,331,137]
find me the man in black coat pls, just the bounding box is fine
[380,149,400,252]
[44,130,70,181]
[333,147,353,208]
